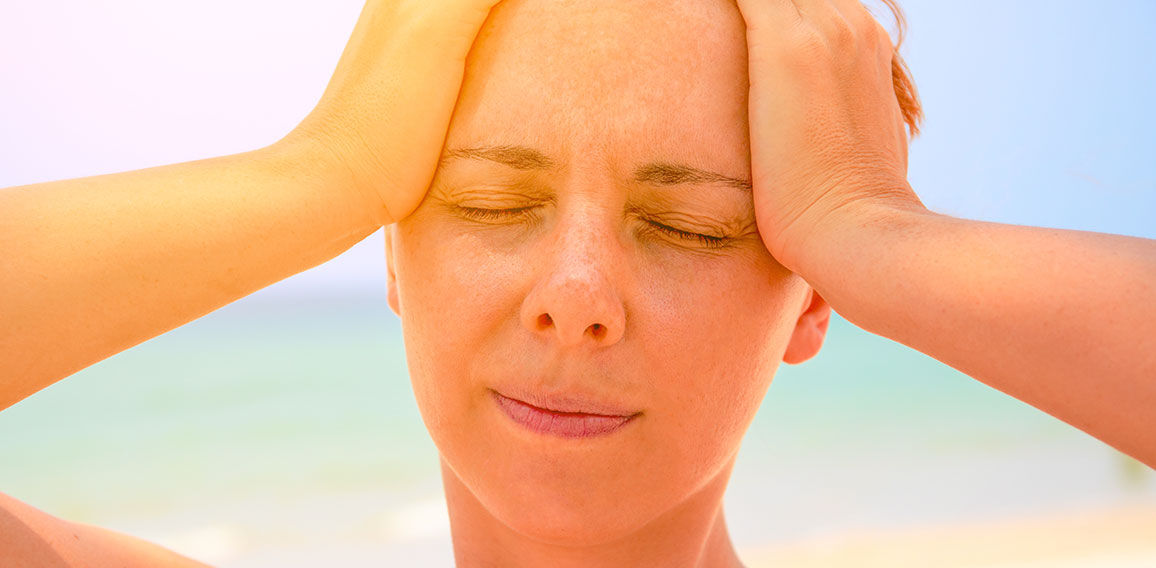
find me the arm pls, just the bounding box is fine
[736,0,1156,467]
[0,144,374,409]
[0,0,501,411]
[801,205,1156,467]
[0,491,208,567]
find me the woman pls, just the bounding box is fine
[2,0,1153,566]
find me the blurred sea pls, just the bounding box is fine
[2,291,1153,566]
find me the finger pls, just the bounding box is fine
[828,0,875,24]
[795,0,878,37]
[733,0,804,36]
[790,0,842,20]
[830,0,890,44]
[798,0,872,50]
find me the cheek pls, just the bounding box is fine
[633,252,802,469]
[392,219,529,437]
[392,215,805,541]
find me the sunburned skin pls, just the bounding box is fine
[384,0,830,566]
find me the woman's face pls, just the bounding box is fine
[386,0,829,546]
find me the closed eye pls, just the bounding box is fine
[454,205,539,223]
[454,204,734,249]
[644,221,731,249]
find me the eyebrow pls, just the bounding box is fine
[440,144,751,192]
[441,145,555,171]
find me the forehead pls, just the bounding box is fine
[447,0,751,178]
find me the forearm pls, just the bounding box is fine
[798,206,1156,467]
[0,141,379,409]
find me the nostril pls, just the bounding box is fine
[590,323,604,338]
[538,313,553,329]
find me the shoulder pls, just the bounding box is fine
[1,491,208,568]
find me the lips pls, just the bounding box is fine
[491,390,638,439]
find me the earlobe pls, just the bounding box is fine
[385,228,400,317]
[782,287,832,365]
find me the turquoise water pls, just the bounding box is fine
[2,291,1152,564]
[1,295,434,517]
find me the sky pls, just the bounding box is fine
[2,0,1153,300]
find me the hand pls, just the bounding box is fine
[734,0,925,273]
[285,0,503,225]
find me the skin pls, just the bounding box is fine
[0,492,209,567]
[0,0,500,408]
[2,0,1154,565]
[385,1,829,565]
[0,0,503,564]
[734,0,1156,466]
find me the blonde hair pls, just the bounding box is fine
[881,0,923,137]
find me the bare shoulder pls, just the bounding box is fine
[0,492,209,568]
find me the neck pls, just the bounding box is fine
[440,457,744,568]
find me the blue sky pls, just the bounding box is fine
[2,0,1153,299]
[901,0,1155,237]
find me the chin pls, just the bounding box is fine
[451,447,664,546]
[485,482,652,546]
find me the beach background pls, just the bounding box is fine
[2,1,1155,566]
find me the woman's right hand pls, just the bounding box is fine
[285,0,503,226]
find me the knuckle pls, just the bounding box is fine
[792,27,828,60]
[872,20,894,48]
[829,16,856,48]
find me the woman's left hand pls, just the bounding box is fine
[734,0,924,274]
[737,1,1156,469]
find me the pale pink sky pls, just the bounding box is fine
[1,0,387,299]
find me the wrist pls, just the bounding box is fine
[261,136,388,232]
[781,197,935,280]
[276,0,499,228]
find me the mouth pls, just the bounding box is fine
[491,390,639,439]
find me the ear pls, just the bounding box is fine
[782,286,831,365]
[384,226,400,317]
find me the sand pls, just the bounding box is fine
[740,504,1156,568]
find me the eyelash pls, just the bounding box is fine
[454,206,730,249]
[455,206,538,222]
[643,222,731,249]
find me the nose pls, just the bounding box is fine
[520,219,626,348]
